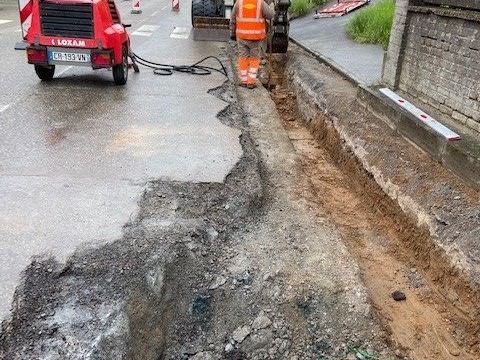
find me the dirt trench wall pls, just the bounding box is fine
[284,49,480,312]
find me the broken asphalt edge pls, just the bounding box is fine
[286,48,480,297]
[289,37,480,189]
[0,53,266,358]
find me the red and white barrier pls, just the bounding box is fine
[17,0,33,38]
[131,0,142,14]
[314,0,369,18]
[172,0,179,12]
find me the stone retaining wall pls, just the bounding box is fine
[383,0,480,133]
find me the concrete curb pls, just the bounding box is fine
[357,85,480,189]
[288,40,480,189]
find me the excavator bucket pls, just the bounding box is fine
[269,0,290,53]
[270,32,289,53]
[192,17,230,41]
[192,16,229,29]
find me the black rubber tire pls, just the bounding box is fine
[34,65,55,81]
[113,46,128,85]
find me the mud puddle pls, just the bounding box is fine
[268,76,479,360]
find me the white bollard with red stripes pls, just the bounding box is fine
[172,0,179,12]
[131,0,142,14]
[17,0,33,39]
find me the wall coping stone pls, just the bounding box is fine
[409,5,480,22]
[421,0,480,11]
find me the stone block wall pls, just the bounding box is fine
[382,1,480,133]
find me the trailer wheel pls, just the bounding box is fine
[35,65,55,81]
[113,46,128,85]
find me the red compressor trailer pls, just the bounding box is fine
[24,0,132,85]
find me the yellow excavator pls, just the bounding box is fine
[191,0,291,53]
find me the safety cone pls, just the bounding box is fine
[131,0,142,14]
[172,0,179,12]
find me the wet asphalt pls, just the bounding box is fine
[0,0,242,319]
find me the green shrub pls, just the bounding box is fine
[289,0,311,17]
[310,0,327,7]
[346,0,395,49]
[289,0,326,17]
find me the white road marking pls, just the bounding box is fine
[170,27,190,39]
[161,4,169,10]
[151,10,159,16]
[132,31,152,37]
[132,24,160,37]
[56,66,73,77]
[0,104,12,113]
[137,24,159,32]
[0,20,13,25]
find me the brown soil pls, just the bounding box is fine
[270,84,479,360]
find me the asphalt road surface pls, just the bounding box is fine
[0,0,241,320]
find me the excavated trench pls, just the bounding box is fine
[266,55,480,360]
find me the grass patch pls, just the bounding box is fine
[346,0,395,49]
[289,0,311,16]
[311,0,327,6]
[289,0,327,17]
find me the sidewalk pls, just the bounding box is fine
[289,1,384,85]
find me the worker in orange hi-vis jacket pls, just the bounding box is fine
[230,0,274,88]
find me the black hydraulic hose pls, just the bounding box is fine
[131,52,228,78]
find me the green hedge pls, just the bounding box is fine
[289,0,327,17]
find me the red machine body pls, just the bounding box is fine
[25,0,131,84]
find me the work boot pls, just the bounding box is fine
[247,83,257,89]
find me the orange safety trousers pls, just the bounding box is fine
[238,57,260,85]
